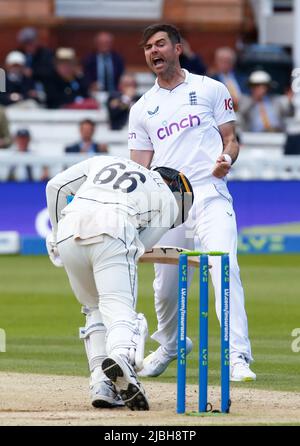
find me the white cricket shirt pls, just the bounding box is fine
[46,156,178,245]
[128,69,236,185]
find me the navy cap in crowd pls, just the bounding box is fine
[16,129,30,138]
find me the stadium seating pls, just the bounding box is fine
[5,72,155,158]
[6,108,128,157]
[2,69,300,182]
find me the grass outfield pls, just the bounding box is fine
[0,254,299,393]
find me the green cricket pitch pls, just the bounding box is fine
[0,254,299,425]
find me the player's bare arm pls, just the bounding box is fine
[212,121,239,179]
[130,149,154,168]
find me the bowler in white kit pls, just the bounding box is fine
[46,155,193,410]
[129,23,256,381]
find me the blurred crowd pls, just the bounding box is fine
[0,28,130,112]
[0,26,297,181]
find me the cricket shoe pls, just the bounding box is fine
[102,353,149,411]
[91,379,125,408]
[230,354,256,382]
[138,337,193,378]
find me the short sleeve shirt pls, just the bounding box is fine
[128,70,235,185]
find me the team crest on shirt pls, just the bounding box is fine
[189,91,197,105]
[147,106,159,115]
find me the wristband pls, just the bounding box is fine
[223,154,232,165]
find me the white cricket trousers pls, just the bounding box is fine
[57,233,141,327]
[152,181,253,362]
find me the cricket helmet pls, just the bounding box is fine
[153,166,194,227]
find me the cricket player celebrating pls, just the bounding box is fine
[129,24,256,381]
[46,155,193,410]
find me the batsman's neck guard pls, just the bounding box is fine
[153,166,194,228]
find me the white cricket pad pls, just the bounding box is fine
[105,313,148,370]
[79,309,106,372]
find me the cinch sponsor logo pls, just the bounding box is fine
[157,114,200,140]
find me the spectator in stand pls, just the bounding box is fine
[107,73,140,130]
[0,51,42,108]
[9,129,48,181]
[0,106,12,148]
[16,27,54,88]
[211,47,247,111]
[179,38,206,75]
[284,133,300,155]
[65,119,108,154]
[44,48,91,109]
[84,31,125,94]
[238,70,294,132]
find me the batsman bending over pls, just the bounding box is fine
[46,155,193,410]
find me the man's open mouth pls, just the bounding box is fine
[152,57,164,67]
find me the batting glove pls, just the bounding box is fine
[46,232,64,268]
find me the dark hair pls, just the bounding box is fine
[80,119,95,127]
[140,23,182,47]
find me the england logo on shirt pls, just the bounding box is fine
[189,91,197,105]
